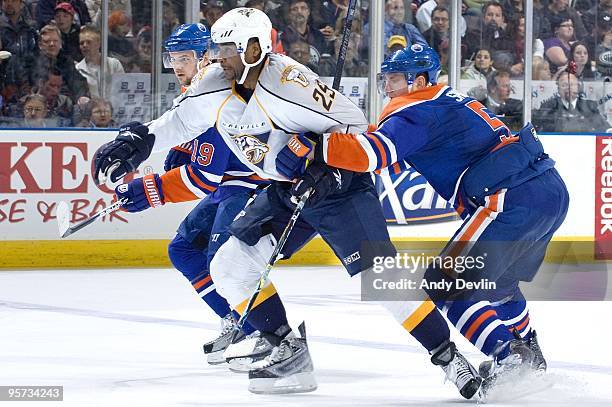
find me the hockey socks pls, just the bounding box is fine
[235,283,289,337]
[492,297,532,340]
[445,301,516,357]
[382,300,451,352]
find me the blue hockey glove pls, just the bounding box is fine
[164,143,193,172]
[291,161,350,206]
[94,121,155,184]
[275,133,315,179]
[115,174,165,212]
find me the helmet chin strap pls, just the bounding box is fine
[237,52,266,85]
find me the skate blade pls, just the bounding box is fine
[227,357,253,373]
[206,350,227,365]
[248,372,318,394]
[480,370,553,403]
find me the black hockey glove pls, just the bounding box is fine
[291,161,351,206]
[93,121,156,184]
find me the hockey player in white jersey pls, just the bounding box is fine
[93,7,482,399]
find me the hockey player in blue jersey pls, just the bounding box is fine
[109,23,264,364]
[280,44,569,394]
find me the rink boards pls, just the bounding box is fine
[0,129,602,268]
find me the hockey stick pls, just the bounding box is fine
[235,188,312,331]
[233,2,357,333]
[56,198,127,238]
[332,0,358,90]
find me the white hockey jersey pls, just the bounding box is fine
[148,54,368,181]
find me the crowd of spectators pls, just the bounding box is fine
[1,0,612,132]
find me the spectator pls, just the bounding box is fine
[332,7,367,77]
[35,67,75,126]
[508,14,524,77]
[543,0,587,43]
[464,1,515,69]
[243,0,285,54]
[76,25,125,98]
[461,47,496,80]
[21,93,58,127]
[77,97,116,127]
[85,0,133,28]
[31,24,90,103]
[319,0,349,29]
[287,39,319,73]
[125,26,152,73]
[484,70,523,130]
[365,0,426,52]
[162,0,180,40]
[281,0,334,66]
[583,0,612,36]
[416,0,467,37]
[422,6,451,60]
[596,27,612,74]
[532,57,552,80]
[36,0,91,29]
[565,41,596,80]
[544,16,575,73]
[532,70,610,132]
[108,9,134,67]
[54,2,83,61]
[0,0,38,104]
[202,0,229,28]
[387,35,407,57]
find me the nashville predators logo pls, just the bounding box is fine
[231,134,270,164]
[238,8,255,18]
[281,66,310,87]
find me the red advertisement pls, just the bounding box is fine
[595,135,612,259]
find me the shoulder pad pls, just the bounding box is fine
[260,54,319,91]
[186,63,230,95]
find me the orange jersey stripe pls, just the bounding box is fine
[187,166,217,192]
[465,309,497,341]
[490,135,520,153]
[378,84,445,123]
[159,167,199,203]
[193,275,212,290]
[364,132,388,168]
[326,132,370,172]
[514,316,530,332]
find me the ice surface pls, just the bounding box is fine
[1,266,611,407]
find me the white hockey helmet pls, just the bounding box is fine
[210,7,272,84]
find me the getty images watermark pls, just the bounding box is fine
[361,251,495,301]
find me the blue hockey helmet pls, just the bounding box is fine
[377,44,441,96]
[163,23,210,67]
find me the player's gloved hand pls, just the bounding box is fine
[275,133,315,179]
[93,121,156,184]
[291,161,347,206]
[164,142,193,172]
[114,174,165,212]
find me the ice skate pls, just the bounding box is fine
[479,336,548,400]
[248,322,317,394]
[527,330,547,372]
[202,314,244,365]
[430,341,482,399]
[223,330,274,373]
[479,330,546,379]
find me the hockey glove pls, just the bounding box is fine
[164,142,193,172]
[93,121,156,184]
[275,133,315,179]
[115,174,165,212]
[291,161,348,207]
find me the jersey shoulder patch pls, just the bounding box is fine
[186,63,230,96]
